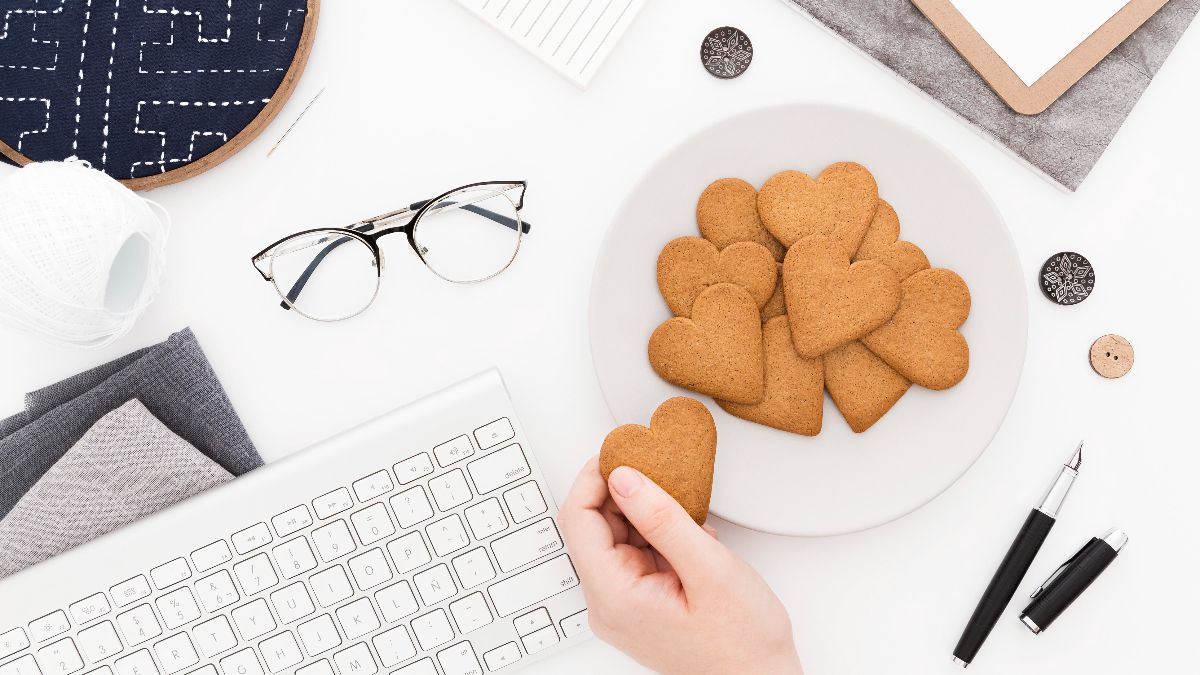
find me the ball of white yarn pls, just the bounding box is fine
[0,159,169,348]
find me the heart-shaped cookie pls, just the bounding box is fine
[697,178,786,261]
[757,162,879,258]
[853,200,930,281]
[760,263,786,321]
[783,235,901,358]
[862,268,971,390]
[657,237,777,317]
[717,316,824,435]
[824,341,911,433]
[648,283,765,404]
[600,396,716,524]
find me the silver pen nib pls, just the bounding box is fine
[1066,441,1083,471]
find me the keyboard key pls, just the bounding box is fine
[115,606,161,647]
[258,633,302,673]
[347,548,393,591]
[191,616,237,658]
[409,610,453,652]
[110,577,151,608]
[487,554,579,617]
[269,583,315,625]
[230,599,276,641]
[0,627,30,660]
[352,471,394,502]
[333,599,379,641]
[374,581,419,624]
[521,625,559,655]
[217,650,263,675]
[312,521,356,562]
[482,643,521,671]
[391,660,435,675]
[156,588,201,630]
[184,665,216,675]
[272,538,318,580]
[231,524,273,555]
[312,488,353,520]
[463,498,508,540]
[393,453,434,485]
[385,532,431,575]
[432,435,474,467]
[152,634,198,675]
[428,470,472,511]
[513,608,550,637]
[473,417,514,450]
[194,571,240,612]
[233,553,279,596]
[271,506,313,538]
[560,609,589,638]
[491,518,563,573]
[466,444,530,495]
[451,548,496,589]
[309,566,353,608]
[76,622,122,663]
[190,541,233,573]
[412,564,457,606]
[82,668,112,675]
[68,594,111,626]
[296,616,340,657]
[435,642,482,675]
[502,482,547,525]
[28,611,70,642]
[425,514,469,557]
[331,644,375,675]
[113,650,158,675]
[389,487,434,528]
[293,661,332,675]
[349,504,395,546]
[448,592,492,634]
[36,638,83,675]
[369,627,415,668]
[150,559,192,590]
[0,655,39,675]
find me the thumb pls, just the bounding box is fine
[608,466,725,585]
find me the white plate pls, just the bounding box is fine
[588,104,1027,537]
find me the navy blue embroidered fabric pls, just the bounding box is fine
[0,0,308,180]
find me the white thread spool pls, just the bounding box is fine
[0,159,169,348]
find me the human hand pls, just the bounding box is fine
[558,457,803,675]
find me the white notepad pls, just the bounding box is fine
[454,0,647,87]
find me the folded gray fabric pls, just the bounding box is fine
[0,327,261,519]
[0,399,232,578]
[781,0,1199,190]
[0,349,149,438]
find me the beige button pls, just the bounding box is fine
[1090,334,1134,378]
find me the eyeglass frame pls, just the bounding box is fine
[251,180,531,321]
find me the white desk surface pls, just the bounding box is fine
[2,1,1197,673]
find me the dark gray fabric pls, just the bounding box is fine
[0,327,261,519]
[781,0,1200,190]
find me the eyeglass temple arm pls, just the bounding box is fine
[407,198,532,235]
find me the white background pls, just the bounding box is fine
[2,1,1198,673]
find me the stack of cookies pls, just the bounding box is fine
[648,162,971,435]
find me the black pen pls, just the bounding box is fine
[951,442,1083,667]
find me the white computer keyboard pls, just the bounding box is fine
[0,370,590,675]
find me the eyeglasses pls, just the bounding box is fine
[251,181,530,321]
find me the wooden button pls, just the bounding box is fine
[1090,334,1133,378]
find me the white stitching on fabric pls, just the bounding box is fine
[0,96,52,150]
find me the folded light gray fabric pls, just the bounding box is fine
[0,399,233,578]
[0,327,261,519]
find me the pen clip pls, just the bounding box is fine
[1030,540,1090,599]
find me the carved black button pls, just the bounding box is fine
[701,27,753,79]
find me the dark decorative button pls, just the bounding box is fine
[1039,252,1095,305]
[1090,334,1133,378]
[701,27,753,79]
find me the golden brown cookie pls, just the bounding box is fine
[648,283,765,404]
[600,396,716,525]
[757,163,879,258]
[782,235,902,359]
[697,178,786,261]
[853,200,930,281]
[657,237,777,316]
[760,263,786,321]
[716,316,824,435]
[824,341,911,433]
[862,268,971,390]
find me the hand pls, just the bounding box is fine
[558,457,803,675]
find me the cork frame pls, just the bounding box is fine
[0,0,320,191]
[911,0,1169,115]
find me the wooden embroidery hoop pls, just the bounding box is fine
[0,0,320,191]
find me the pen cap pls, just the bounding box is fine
[1019,528,1127,634]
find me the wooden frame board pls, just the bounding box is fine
[911,0,1169,115]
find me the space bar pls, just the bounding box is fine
[487,554,579,617]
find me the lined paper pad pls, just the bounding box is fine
[454,0,647,87]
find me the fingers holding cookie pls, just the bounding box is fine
[824,341,911,433]
[697,178,786,261]
[657,237,777,316]
[716,316,824,436]
[757,162,879,258]
[853,200,931,281]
